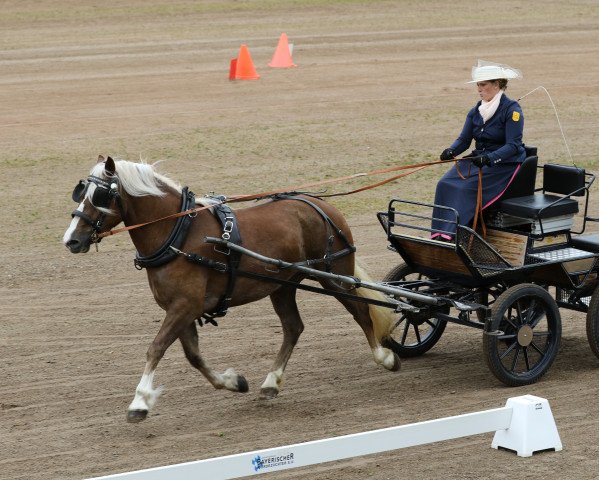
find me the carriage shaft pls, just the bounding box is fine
[204,237,439,305]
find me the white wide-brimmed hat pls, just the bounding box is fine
[468,60,523,83]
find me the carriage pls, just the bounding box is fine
[65,152,599,422]
[198,148,599,387]
[377,148,599,386]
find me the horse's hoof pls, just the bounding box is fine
[260,387,279,400]
[126,409,148,423]
[237,375,249,393]
[390,352,401,372]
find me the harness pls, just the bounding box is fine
[71,175,123,245]
[272,193,356,271]
[71,178,356,326]
[133,188,196,269]
[176,194,356,325]
[197,199,243,325]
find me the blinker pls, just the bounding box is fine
[72,180,88,203]
[71,176,119,209]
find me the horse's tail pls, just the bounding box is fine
[353,262,394,342]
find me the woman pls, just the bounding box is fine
[432,60,526,240]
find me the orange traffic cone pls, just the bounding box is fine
[268,33,296,68]
[228,58,238,80]
[232,44,260,80]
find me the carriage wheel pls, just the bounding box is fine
[585,286,599,358]
[483,283,561,386]
[381,263,448,358]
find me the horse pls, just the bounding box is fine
[63,155,400,423]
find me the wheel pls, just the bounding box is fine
[585,286,599,358]
[381,263,448,358]
[483,283,561,386]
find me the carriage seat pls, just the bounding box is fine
[489,161,586,235]
[499,193,579,219]
[485,149,537,228]
[496,148,538,201]
[571,233,599,253]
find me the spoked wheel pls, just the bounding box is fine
[585,286,599,358]
[483,283,561,386]
[382,263,448,358]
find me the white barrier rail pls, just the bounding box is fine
[89,395,562,480]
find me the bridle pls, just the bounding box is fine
[71,175,123,244]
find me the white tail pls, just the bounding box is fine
[353,263,395,341]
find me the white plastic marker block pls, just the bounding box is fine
[492,394,563,457]
[87,395,561,479]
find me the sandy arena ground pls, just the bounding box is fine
[2,1,599,479]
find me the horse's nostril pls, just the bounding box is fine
[66,239,81,251]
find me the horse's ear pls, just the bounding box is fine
[97,155,105,163]
[105,156,116,175]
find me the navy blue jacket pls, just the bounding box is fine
[450,94,525,165]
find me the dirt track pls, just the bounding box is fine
[2,1,599,479]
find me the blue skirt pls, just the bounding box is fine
[431,160,520,238]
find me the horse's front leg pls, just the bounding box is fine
[127,304,194,423]
[179,322,248,393]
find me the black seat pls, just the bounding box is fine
[497,163,585,219]
[571,233,599,252]
[500,194,578,218]
[498,152,538,201]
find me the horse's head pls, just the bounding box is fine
[63,155,124,253]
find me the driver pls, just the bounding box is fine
[432,60,526,240]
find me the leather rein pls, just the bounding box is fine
[454,160,486,237]
[97,158,450,240]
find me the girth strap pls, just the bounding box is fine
[200,201,242,325]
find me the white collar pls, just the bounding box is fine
[478,90,503,123]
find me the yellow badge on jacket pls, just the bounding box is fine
[512,111,521,122]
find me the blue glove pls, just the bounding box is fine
[440,148,454,161]
[471,155,490,168]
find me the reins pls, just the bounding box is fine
[471,168,486,238]
[98,158,450,239]
[454,160,486,237]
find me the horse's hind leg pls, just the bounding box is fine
[179,322,249,393]
[261,286,304,399]
[320,266,400,372]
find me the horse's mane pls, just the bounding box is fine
[90,159,182,198]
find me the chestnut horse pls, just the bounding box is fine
[63,156,400,422]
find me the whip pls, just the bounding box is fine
[518,86,574,165]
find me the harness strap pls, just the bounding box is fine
[134,187,196,269]
[200,202,243,325]
[72,209,104,232]
[273,193,356,271]
[170,248,227,272]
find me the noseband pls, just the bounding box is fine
[71,175,123,243]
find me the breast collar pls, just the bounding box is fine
[134,187,196,269]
